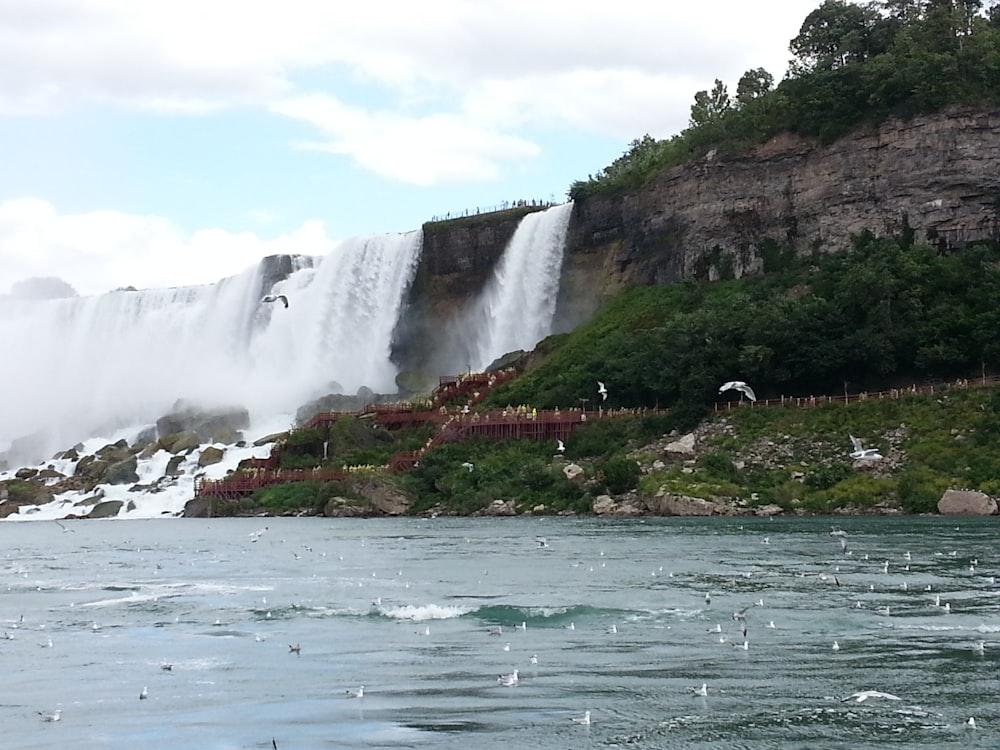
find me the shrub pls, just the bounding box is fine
[596,456,642,494]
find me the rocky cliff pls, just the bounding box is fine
[565,108,1000,297]
[393,108,1000,377]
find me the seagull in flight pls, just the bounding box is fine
[849,435,882,460]
[719,381,756,402]
[597,381,608,401]
[556,439,565,453]
[53,520,75,533]
[842,690,901,703]
[262,294,289,309]
[461,461,474,472]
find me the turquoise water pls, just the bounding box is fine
[2,516,998,749]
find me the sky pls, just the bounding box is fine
[0,0,822,297]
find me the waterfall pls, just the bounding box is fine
[0,232,421,461]
[467,202,574,371]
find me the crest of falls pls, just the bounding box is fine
[0,232,421,460]
[466,202,573,371]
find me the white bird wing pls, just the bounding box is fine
[718,381,739,393]
[597,381,606,393]
[849,434,864,452]
[738,384,757,401]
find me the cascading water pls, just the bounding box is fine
[0,232,421,462]
[466,202,574,371]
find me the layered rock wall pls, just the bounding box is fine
[566,108,1000,303]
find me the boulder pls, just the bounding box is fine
[96,440,130,461]
[156,406,249,443]
[253,431,288,447]
[481,499,517,516]
[323,496,370,518]
[645,492,736,516]
[563,463,585,482]
[198,446,225,467]
[159,431,201,454]
[104,456,139,485]
[165,455,186,477]
[88,499,124,518]
[592,494,643,516]
[937,489,998,516]
[663,433,696,455]
[348,476,412,515]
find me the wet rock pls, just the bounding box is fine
[198,446,225,467]
[104,456,139,485]
[88,499,124,518]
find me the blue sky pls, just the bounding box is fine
[0,0,821,296]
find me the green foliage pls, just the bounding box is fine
[697,452,741,484]
[596,456,641,494]
[806,475,898,510]
[254,480,350,514]
[401,439,589,516]
[897,467,951,513]
[485,236,1000,412]
[570,1,1000,199]
[804,463,853,490]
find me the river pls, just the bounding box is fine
[2,516,997,749]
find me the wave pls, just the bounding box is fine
[376,604,474,621]
[467,603,626,626]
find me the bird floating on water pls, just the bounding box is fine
[691,683,708,696]
[572,710,591,725]
[38,709,61,722]
[719,380,756,402]
[262,294,289,308]
[497,670,519,687]
[288,643,301,654]
[346,685,365,698]
[139,686,148,700]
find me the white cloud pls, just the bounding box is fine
[271,94,541,185]
[0,1,819,192]
[0,198,336,296]
[0,1,815,125]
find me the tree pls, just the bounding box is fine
[689,79,731,127]
[736,68,775,106]
[790,0,881,71]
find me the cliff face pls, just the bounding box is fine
[568,108,1000,296]
[393,109,1000,377]
[392,209,539,377]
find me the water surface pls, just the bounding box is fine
[2,516,997,749]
